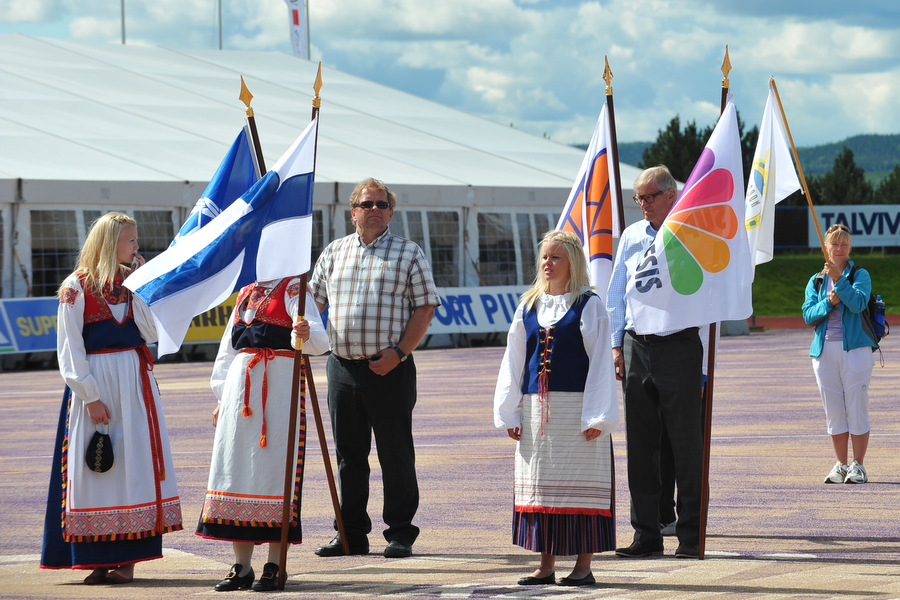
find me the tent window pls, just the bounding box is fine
[405,211,425,249]
[31,210,78,297]
[534,214,553,239]
[83,211,102,235]
[310,209,325,273]
[134,211,175,261]
[426,211,459,287]
[517,213,537,284]
[477,213,516,285]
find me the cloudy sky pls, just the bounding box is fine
[2,0,899,147]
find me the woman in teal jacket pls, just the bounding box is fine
[802,224,876,485]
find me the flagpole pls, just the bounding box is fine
[769,78,828,259]
[278,63,349,590]
[239,76,267,176]
[697,45,731,561]
[603,57,626,234]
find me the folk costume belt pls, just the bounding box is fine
[239,348,294,448]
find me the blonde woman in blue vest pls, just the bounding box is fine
[493,230,619,587]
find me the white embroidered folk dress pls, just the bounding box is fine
[197,278,328,542]
[493,292,619,552]
[51,276,182,556]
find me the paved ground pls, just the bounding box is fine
[2,329,899,599]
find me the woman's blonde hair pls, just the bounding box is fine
[520,230,592,311]
[825,223,852,246]
[58,212,136,297]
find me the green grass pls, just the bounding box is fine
[751,252,900,316]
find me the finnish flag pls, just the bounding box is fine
[125,117,318,357]
[171,127,259,246]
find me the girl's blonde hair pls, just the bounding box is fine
[58,212,136,297]
[520,230,592,311]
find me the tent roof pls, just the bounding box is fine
[0,34,642,194]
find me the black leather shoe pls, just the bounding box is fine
[675,542,699,558]
[251,562,279,592]
[314,535,369,557]
[384,540,413,558]
[214,564,254,591]
[615,540,664,558]
[558,572,596,586]
[517,572,555,585]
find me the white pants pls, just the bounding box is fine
[812,341,874,435]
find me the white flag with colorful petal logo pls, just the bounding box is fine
[626,98,753,335]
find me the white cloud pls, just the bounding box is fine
[2,0,900,146]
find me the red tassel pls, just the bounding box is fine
[242,405,252,417]
[259,435,267,448]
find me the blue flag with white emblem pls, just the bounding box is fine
[125,117,318,356]
[171,128,259,246]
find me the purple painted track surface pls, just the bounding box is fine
[2,329,900,598]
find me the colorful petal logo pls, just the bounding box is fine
[662,148,737,295]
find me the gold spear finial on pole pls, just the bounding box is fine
[239,75,254,117]
[602,55,613,95]
[312,62,323,109]
[720,45,731,88]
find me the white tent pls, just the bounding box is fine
[0,34,644,299]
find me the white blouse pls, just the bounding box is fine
[493,291,620,434]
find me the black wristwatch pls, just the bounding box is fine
[392,346,407,362]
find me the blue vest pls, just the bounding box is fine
[522,293,592,394]
[80,276,144,352]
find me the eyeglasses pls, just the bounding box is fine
[632,190,666,205]
[826,224,849,233]
[354,200,391,210]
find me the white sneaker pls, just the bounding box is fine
[844,460,868,484]
[824,461,848,484]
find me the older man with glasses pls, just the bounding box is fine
[309,177,440,560]
[606,165,705,560]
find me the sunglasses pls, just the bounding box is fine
[354,201,391,210]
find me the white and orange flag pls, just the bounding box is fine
[626,98,753,334]
[556,102,621,303]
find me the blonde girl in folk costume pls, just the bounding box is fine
[493,230,619,587]
[196,276,328,592]
[42,212,183,585]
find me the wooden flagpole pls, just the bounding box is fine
[603,56,626,235]
[769,78,828,259]
[277,63,348,591]
[697,45,731,561]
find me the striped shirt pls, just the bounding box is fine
[309,228,440,359]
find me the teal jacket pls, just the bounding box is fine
[801,260,876,357]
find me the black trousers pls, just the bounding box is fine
[623,328,703,546]
[325,354,420,545]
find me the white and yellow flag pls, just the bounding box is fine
[744,82,800,272]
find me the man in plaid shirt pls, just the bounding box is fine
[309,177,440,560]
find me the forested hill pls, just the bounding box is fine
[617,133,900,183]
